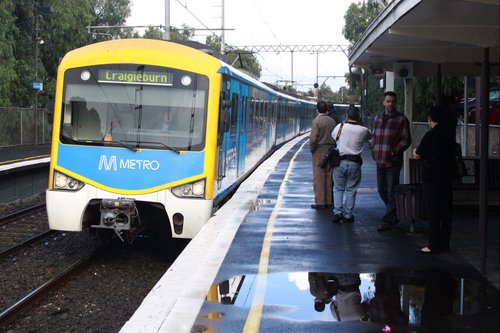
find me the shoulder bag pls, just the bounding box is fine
[319,123,344,169]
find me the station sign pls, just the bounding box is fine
[32,82,43,91]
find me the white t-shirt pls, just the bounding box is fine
[332,122,372,156]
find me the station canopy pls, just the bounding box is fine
[348,0,500,77]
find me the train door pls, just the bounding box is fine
[216,77,240,194]
[269,97,277,148]
[217,87,230,191]
[228,81,240,181]
[276,99,285,145]
[237,84,248,177]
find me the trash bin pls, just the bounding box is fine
[395,184,426,234]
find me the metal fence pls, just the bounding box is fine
[0,107,52,147]
[411,122,499,158]
[365,116,499,158]
[0,108,498,158]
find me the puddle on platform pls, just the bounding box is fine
[247,198,277,213]
[194,268,497,331]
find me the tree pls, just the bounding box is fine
[342,0,382,101]
[343,0,381,45]
[142,26,164,40]
[7,0,132,108]
[173,24,195,41]
[0,0,17,107]
[316,83,335,101]
[90,0,131,41]
[44,0,94,79]
[206,35,262,79]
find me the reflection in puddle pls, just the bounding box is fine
[248,198,277,213]
[194,268,497,331]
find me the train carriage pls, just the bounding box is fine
[46,39,316,242]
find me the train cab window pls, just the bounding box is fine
[60,65,209,151]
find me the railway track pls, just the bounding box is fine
[0,203,46,225]
[0,235,177,332]
[0,203,50,254]
[0,247,101,326]
[0,203,184,331]
[0,229,55,259]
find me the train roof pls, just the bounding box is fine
[59,39,315,105]
[59,39,222,75]
[171,40,229,62]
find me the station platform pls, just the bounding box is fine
[0,144,51,203]
[0,144,51,173]
[121,134,499,333]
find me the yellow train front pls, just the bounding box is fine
[46,39,315,242]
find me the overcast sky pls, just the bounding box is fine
[126,0,357,92]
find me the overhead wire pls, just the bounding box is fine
[174,0,219,38]
[248,0,281,45]
[247,0,294,85]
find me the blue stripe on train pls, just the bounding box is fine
[57,144,204,190]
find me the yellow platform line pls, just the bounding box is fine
[0,154,50,166]
[243,140,307,333]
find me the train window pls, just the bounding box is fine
[249,97,255,132]
[60,65,209,151]
[242,96,247,132]
[231,93,238,130]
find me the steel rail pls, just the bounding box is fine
[0,204,46,226]
[0,230,55,259]
[0,247,102,326]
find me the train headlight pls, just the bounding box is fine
[53,171,84,191]
[172,179,205,198]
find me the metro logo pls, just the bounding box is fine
[98,155,160,171]
[99,155,117,171]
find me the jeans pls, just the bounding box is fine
[376,165,402,222]
[333,160,362,218]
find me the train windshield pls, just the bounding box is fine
[60,64,209,151]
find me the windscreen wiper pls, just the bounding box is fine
[135,140,180,154]
[103,140,140,152]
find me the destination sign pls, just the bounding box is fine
[98,69,173,86]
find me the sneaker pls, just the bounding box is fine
[311,204,326,210]
[377,222,391,232]
[343,215,355,223]
[332,214,344,223]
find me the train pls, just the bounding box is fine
[46,38,316,242]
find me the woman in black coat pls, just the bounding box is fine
[413,106,455,254]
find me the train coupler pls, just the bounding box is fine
[92,198,138,241]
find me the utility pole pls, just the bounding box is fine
[221,0,225,53]
[33,7,53,145]
[164,0,170,40]
[34,13,40,145]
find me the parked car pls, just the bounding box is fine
[467,87,500,125]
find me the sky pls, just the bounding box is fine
[126,0,358,93]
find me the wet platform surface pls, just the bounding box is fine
[121,135,499,333]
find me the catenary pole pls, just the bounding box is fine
[164,0,170,40]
